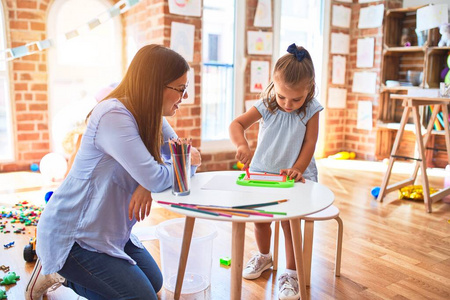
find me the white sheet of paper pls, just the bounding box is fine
[332,55,346,85]
[352,72,377,94]
[336,0,352,2]
[417,4,448,32]
[359,0,375,2]
[332,5,351,28]
[254,0,272,27]
[356,37,375,68]
[357,101,373,130]
[328,87,347,109]
[330,33,350,54]
[358,4,384,29]
[170,22,195,62]
[250,61,270,93]
[245,100,258,111]
[247,31,273,55]
[168,0,201,17]
[184,69,195,104]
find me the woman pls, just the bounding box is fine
[25,44,201,300]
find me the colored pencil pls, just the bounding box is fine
[232,199,288,209]
[254,209,287,215]
[197,206,273,217]
[171,204,221,216]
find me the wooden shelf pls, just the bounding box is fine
[380,85,421,92]
[383,46,425,53]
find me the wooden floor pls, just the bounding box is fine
[1,159,449,300]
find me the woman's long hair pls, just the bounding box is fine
[89,45,189,163]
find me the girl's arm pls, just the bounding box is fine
[280,112,320,182]
[229,107,262,169]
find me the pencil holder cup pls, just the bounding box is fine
[171,153,191,196]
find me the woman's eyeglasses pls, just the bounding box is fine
[166,84,188,98]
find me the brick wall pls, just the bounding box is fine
[323,0,404,160]
[0,0,51,172]
[122,0,203,152]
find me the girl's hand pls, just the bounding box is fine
[236,145,252,170]
[190,147,202,166]
[280,167,305,183]
[129,185,153,221]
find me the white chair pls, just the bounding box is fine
[272,205,343,286]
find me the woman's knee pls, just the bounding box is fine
[254,222,271,230]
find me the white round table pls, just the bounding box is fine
[153,171,334,299]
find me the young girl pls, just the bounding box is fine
[229,43,323,300]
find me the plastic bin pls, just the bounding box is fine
[156,218,217,294]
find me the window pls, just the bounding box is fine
[278,0,324,91]
[47,0,122,155]
[0,2,14,161]
[201,0,244,151]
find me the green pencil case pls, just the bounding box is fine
[236,173,294,188]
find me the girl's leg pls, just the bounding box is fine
[281,220,296,270]
[254,222,272,254]
[58,242,159,300]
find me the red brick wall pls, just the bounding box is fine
[323,0,403,160]
[0,0,51,172]
[122,0,203,152]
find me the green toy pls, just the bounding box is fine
[0,289,6,299]
[236,173,294,188]
[220,256,231,266]
[0,272,20,285]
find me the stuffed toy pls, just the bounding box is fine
[438,23,450,47]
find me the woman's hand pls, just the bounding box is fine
[190,147,202,166]
[280,167,305,183]
[236,145,252,170]
[129,185,153,221]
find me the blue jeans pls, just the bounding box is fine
[58,241,163,300]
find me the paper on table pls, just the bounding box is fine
[332,55,346,85]
[328,87,347,109]
[201,174,285,195]
[358,4,384,29]
[332,5,351,28]
[330,33,349,54]
[356,37,374,68]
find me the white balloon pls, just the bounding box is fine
[39,152,68,181]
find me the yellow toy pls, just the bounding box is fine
[328,151,355,160]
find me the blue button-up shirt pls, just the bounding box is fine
[37,99,194,274]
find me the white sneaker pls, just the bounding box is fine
[242,253,273,280]
[25,258,65,300]
[278,273,300,300]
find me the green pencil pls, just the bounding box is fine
[254,209,287,215]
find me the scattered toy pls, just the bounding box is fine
[0,272,20,285]
[3,242,14,249]
[220,256,231,266]
[0,288,6,299]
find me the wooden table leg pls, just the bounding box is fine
[290,218,307,300]
[231,222,246,300]
[303,220,314,287]
[174,217,195,300]
[413,106,432,213]
[377,105,412,202]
